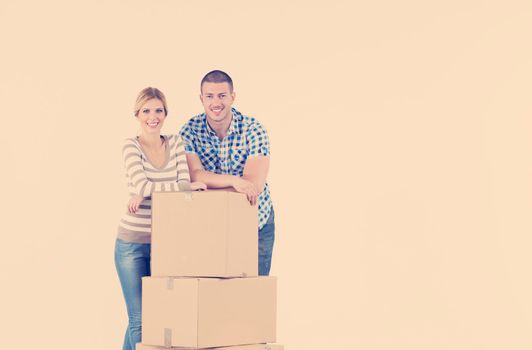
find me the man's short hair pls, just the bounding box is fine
[201,70,234,93]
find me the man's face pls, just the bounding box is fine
[200,82,235,123]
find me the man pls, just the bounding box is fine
[179,70,275,276]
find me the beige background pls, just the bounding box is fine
[1,0,532,349]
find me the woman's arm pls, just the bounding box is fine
[175,135,192,190]
[123,139,183,198]
[124,137,205,213]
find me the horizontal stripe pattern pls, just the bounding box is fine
[117,134,191,243]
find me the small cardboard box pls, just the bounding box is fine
[151,191,258,277]
[142,276,276,348]
[136,344,276,350]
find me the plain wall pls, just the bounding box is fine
[1,1,532,349]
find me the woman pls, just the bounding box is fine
[114,87,205,350]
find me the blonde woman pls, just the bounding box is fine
[114,87,205,350]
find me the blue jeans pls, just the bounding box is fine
[114,238,151,350]
[258,207,276,276]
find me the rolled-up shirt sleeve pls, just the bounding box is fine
[246,122,270,157]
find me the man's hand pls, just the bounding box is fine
[231,177,259,206]
[190,181,207,191]
[128,194,143,213]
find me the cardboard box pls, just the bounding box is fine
[136,344,272,350]
[136,344,284,350]
[151,191,258,277]
[266,345,284,350]
[142,276,276,348]
[136,344,283,350]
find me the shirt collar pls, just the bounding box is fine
[204,108,240,138]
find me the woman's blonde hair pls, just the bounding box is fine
[134,87,168,117]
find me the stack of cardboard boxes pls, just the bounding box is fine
[136,190,283,350]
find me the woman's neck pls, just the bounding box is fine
[138,133,163,148]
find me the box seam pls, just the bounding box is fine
[196,279,200,347]
[225,192,230,276]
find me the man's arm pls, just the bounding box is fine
[186,153,235,188]
[186,153,260,204]
[242,155,270,205]
[239,120,271,205]
[179,124,237,189]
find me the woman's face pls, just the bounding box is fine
[137,98,166,135]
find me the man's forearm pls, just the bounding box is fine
[191,169,237,189]
[241,156,269,194]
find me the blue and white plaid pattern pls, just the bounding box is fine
[179,108,272,229]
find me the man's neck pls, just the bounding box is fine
[207,112,233,140]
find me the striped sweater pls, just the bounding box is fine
[117,134,190,243]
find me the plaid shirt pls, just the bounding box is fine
[179,108,273,229]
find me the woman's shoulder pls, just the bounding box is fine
[123,136,139,143]
[164,134,185,149]
[164,134,185,143]
[122,137,141,154]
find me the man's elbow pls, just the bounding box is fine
[242,175,265,192]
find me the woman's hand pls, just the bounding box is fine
[190,181,207,191]
[128,194,144,213]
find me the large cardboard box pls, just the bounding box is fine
[266,345,284,350]
[151,191,258,277]
[142,276,276,348]
[136,343,284,350]
[136,344,281,350]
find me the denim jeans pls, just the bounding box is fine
[114,238,151,350]
[258,207,276,276]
